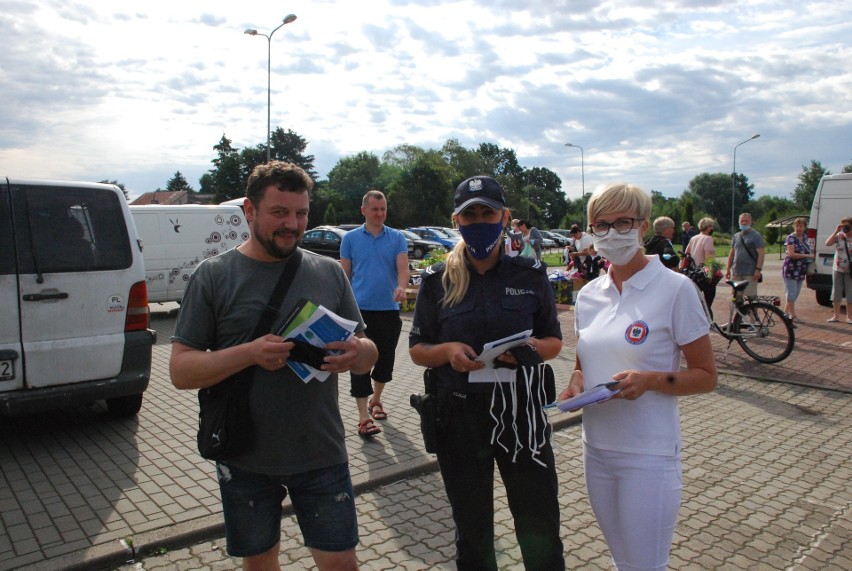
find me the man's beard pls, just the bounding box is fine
[254,222,299,260]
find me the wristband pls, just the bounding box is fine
[756,267,762,271]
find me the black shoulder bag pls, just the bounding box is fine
[197,249,303,461]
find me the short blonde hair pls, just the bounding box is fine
[587,183,652,225]
[698,217,716,232]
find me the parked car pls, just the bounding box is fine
[336,223,361,232]
[539,236,557,249]
[400,229,444,259]
[407,227,457,249]
[541,230,569,248]
[1,178,156,417]
[300,226,348,259]
[425,226,461,246]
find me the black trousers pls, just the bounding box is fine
[436,390,565,571]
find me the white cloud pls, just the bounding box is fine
[0,0,850,202]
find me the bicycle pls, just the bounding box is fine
[679,253,795,364]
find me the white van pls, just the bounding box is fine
[0,178,155,417]
[130,205,249,303]
[805,173,852,306]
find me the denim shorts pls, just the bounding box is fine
[217,461,359,557]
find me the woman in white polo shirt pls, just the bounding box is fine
[558,182,717,571]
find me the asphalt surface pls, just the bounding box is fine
[0,255,849,570]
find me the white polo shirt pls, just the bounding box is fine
[575,255,710,456]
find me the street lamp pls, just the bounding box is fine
[245,14,298,163]
[565,143,585,228]
[731,133,760,235]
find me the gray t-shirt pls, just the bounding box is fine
[731,230,765,275]
[172,247,365,475]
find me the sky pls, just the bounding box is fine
[2,0,851,203]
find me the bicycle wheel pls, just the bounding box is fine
[732,301,795,363]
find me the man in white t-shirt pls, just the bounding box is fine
[568,224,594,267]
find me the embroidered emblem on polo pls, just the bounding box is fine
[625,320,649,345]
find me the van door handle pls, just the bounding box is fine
[23,292,70,301]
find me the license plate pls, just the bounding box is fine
[0,359,14,381]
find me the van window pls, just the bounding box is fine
[12,184,133,273]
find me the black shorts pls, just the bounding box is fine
[350,310,402,397]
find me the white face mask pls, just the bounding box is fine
[594,229,642,266]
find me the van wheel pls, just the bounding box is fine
[816,289,832,307]
[107,394,143,417]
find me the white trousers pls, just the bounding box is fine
[584,443,682,571]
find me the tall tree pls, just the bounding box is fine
[522,167,567,228]
[475,143,524,198]
[386,150,453,228]
[792,160,830,211]
[325,152,385,222]
[166,171,194,193]
[268,128,317,179]
[200,134,246,202]
[685,172,753,234]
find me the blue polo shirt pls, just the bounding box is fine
[340,224,408,310]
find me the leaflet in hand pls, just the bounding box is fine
[469,329,532,383]
[545,382,621,412]
[277,299,358,383]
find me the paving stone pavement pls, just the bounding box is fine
[0,256,849,570]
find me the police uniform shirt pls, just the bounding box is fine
[409,254,562,395]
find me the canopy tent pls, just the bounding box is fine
[765,214,809,228]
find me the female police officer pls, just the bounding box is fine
[409,175,564,570]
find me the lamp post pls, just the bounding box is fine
[245,14,297,163]
[731,133,760,235]
[565,143,585,228]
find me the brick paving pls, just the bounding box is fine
[0,256,848,570]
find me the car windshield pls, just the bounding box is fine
[401,230,419,240]
[442,228,460,237]
[430,228,454,238]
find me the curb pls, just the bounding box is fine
[42,414,583,571]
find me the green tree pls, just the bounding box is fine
[792,160,830,211]
[522,167,567,228]
[843,162,852,174]
[200,134,247,202]
[441,138,484,183]
[475,143,524,198]
[685,172,753,234]
[166,171,194,193]
[386,150,453,228]
[268,128,317,179]
[325,152,385,222]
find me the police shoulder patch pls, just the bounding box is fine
[509,256,545,273]
[424,261,446,277]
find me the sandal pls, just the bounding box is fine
[357,418,381,438]
[369,400,388,420]
[827,317,840,322]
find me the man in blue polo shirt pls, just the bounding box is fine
[340,190,410,438]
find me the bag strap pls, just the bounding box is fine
[228,248,303,388]
[738,234,758,264]
[252,248,303,338]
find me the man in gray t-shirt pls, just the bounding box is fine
[170,162,377,569]
[725,212,765,297]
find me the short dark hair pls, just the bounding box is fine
[245,161,313,206]
[570,224,581,234]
